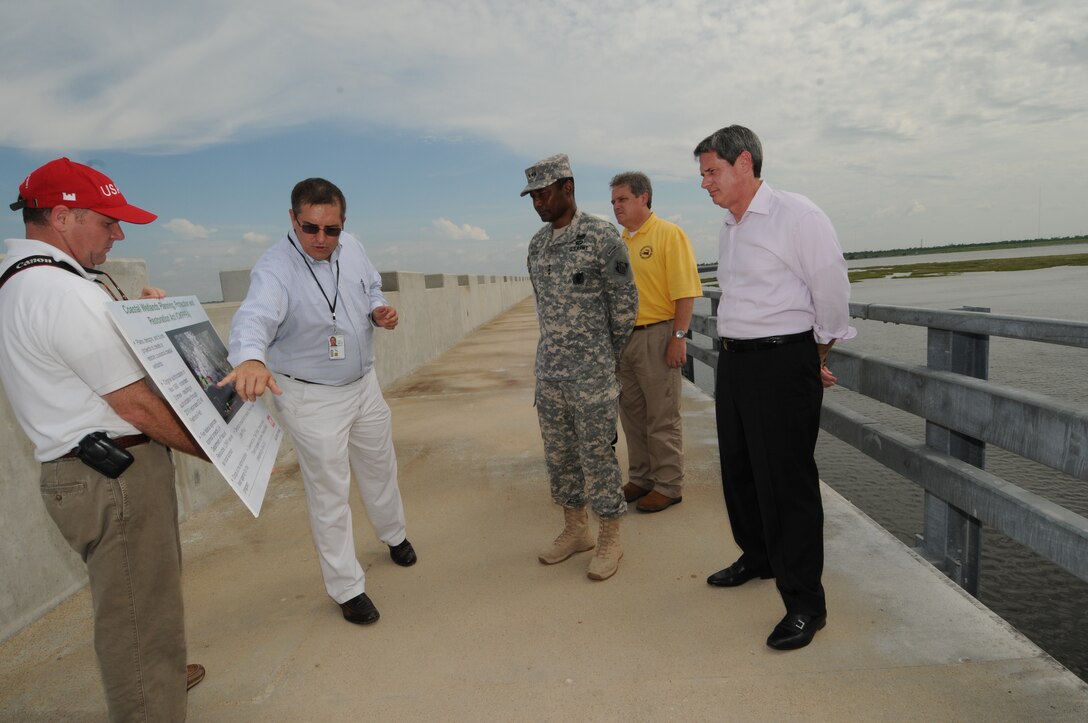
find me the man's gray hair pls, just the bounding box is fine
[609,171,653,209]
[693,125,763,178]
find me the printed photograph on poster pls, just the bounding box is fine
[165,321,242,424]
[107,296,281,516]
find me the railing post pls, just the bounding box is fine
[681,329,694,381]
[916,306,989,595]
[708,295,721,393]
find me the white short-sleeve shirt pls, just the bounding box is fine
[0,239,144,461]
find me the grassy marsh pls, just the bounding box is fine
[849,253,1088,283]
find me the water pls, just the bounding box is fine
[691,247,1088,681]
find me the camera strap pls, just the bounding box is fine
[0,255,84,291]
[0,255,130,300]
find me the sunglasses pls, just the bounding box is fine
[297,221,343,237]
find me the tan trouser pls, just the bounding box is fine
[617,321,685,497]
[40,442,187,722]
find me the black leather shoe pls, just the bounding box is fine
[389,539,417,567]
[340,593,380,625]
[706,561,773,587]
[766,612,826,650]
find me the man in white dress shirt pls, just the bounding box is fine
[221,177,416,626]
[694,126,855,651]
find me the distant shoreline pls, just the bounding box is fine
[697,237,1088,285]
[696,237,1088,276]
[843,235,1088,260]
[848,249,1088,282]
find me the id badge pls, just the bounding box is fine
[328,334,345,360]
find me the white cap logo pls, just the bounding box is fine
[62,192,77,201]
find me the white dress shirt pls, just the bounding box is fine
[228,231,387,385]
[715,181,856,345]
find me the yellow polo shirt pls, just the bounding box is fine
[622,213,702,326]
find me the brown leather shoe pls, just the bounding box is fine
[622,482,650,503]
[636,490,682,513]
[186,663,206,691]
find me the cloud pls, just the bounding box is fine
[2,0,1085,283]
[243,231,270,245]
[431,218,489,241]
[162,218,212,239]
[5,1,1084,178]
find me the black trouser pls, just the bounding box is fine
[714,337,826,618]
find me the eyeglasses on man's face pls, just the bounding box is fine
[297,221,343,237]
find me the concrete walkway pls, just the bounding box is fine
[3,297,1087,721]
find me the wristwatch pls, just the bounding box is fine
[673,329,687,339]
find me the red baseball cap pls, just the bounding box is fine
[10,157,157,225]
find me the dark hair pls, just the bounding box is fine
[22,205,51,226]
[693,125,763,178]
[291,178,347,219]
[609,171,653,209]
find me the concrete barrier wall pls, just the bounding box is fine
[0,261,532,642]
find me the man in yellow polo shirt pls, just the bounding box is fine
[610,172,702,512]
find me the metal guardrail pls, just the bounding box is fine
[686,286,1088,594]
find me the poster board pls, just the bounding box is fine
[109,296,280,516]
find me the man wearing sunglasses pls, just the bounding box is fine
[222,177,415,626]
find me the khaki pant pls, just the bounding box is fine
[617,321,685,498]
[40,442,187,722]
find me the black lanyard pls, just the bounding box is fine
[87,268,129,300]
[289,236,340,327]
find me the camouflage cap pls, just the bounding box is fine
[520,153,573,197]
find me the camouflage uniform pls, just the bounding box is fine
[528,209,638,519]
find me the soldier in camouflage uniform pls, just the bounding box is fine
[521,153,638,581]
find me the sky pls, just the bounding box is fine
[2,0,1086,301]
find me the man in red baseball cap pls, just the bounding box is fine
[11,156,158,224]
[9,158,159,270]
[1,158,207,720]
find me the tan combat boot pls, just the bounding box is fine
[538,506,595,564]
[587,516,623,580]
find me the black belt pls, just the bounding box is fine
[632,319,671,331]
[720,330,813,352]
[58,434,150,460]
[283,374,363,386]
[283,374,318,384]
